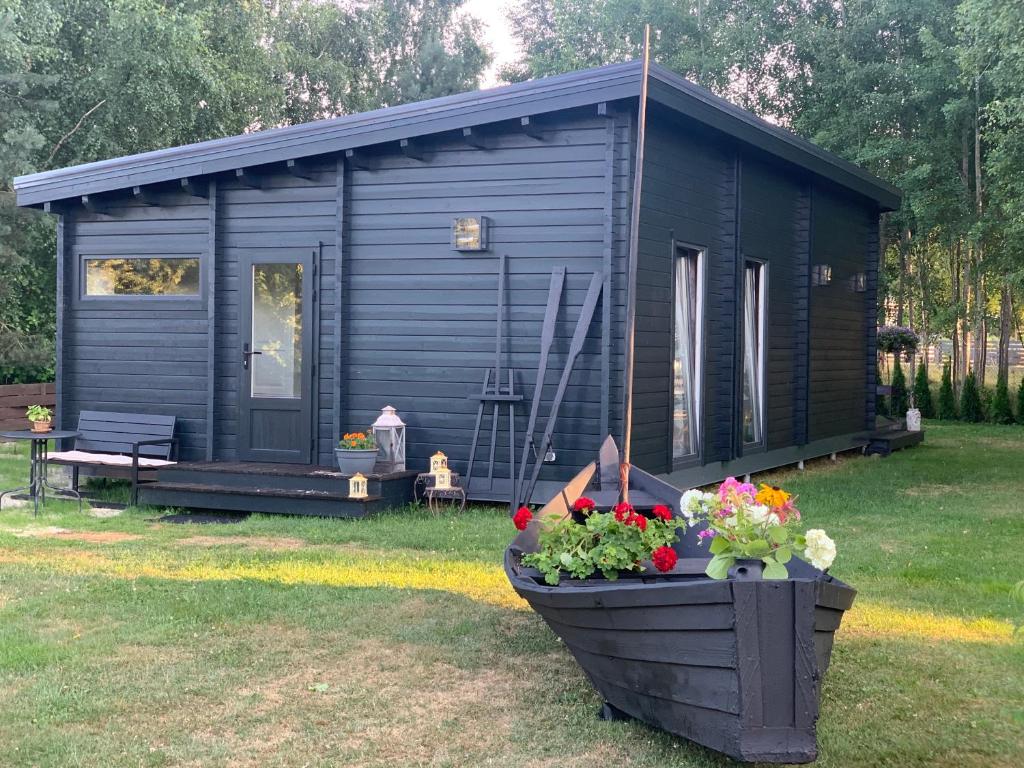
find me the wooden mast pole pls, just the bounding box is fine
[621,25,651,501]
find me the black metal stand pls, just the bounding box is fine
[0,434,83,517]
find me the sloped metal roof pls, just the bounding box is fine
[14,60,901,210]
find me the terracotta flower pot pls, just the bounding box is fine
[30,420,53,434]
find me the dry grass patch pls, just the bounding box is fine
[176,534,305,551]
[8,526,140,544]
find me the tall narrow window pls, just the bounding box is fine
[673,247,703,460]
[742,261,767,446]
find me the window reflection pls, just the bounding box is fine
[84,257,200,296]
[742,261,766,445]
[251,263,303,399]
[673,247,703,460]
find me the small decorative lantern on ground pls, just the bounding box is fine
[434,466,453,490]
[348,472,368,499]
[372,405,406,472]
[430,451,448,475]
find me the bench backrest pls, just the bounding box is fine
[74,411,176,459]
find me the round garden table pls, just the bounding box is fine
[0,430,82,516]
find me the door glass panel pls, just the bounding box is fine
[251,263,303,399]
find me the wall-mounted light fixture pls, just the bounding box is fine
[451,216,489,251]
[811,264,832,287]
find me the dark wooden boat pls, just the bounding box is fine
[505,440,856,763]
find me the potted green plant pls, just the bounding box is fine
[335,431,377,475]
[25,405,54,433]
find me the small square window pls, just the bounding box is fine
[811,264,832,287]
[850,272,867,292]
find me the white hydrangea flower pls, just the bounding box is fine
[679,489,709,526]
[804,529,837,571]
[747,504,771,524]
[766,512,781,526]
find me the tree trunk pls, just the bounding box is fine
[972,75,986,386]
[998,281,1012,385]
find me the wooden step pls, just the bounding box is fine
[866,429,925,457]
[138,481,384,518]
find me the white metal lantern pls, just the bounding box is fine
[372,405,406,472]
[348,472,368,499]
[430,451,448,474]
[434,467,452,490]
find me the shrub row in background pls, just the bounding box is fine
[884,360,1024,425]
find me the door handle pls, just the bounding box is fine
[242,343,262,370]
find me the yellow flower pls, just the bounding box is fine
[756,484,790,509]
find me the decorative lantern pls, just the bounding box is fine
[348,472,368,499]
[434,467,452,490]
[372,405,406,472]
[430,451,448,475]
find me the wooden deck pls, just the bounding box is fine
[138,462,418,518]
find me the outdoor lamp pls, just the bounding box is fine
[451,216,489,251]
[372,405,406,472]
[348,472,368,499]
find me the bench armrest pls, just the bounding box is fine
[130,437,178,506]
[131,437,178,460]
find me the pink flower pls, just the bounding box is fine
[697,528,716,540]
[718,477,741,502]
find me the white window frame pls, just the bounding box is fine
[671,244,705,464]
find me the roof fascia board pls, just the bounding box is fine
[16,65,642,206]
[646,64,901,210]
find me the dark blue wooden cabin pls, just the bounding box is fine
[14,61,900,514]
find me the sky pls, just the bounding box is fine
[462,0,522,86]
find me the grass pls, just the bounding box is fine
[0,423,1021,767]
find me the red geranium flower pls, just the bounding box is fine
[613,502,634,522]
[572,496,597,514]
[512,506,533,531]
[652,545,678,573]
[652,504,672,521]
[628,513,647,531]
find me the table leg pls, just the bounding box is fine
[35,438,83,513]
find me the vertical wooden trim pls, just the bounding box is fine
[600,113,616,442]
[865,210,881,430]
[617,110,636,450]
[54,214,66,432]
[622,25,651,466]
[732,582,765,728]
[727,153,743,460]
[205,180,217,461]
[792,581,821,729]
[333,156,346,445]
[311,241,323,464]
[793,183,813,446]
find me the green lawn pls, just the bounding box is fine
[0,423,1021,767]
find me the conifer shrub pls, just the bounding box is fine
[913,362,934,418]
[890,358,908,416]
[991,377,1014,424]
[959,371,984,423]
[938,361,957,420]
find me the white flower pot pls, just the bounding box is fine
[906,408,921,432]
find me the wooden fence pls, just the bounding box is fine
[0,382,56,433]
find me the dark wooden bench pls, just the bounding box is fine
[47,411,178,505]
